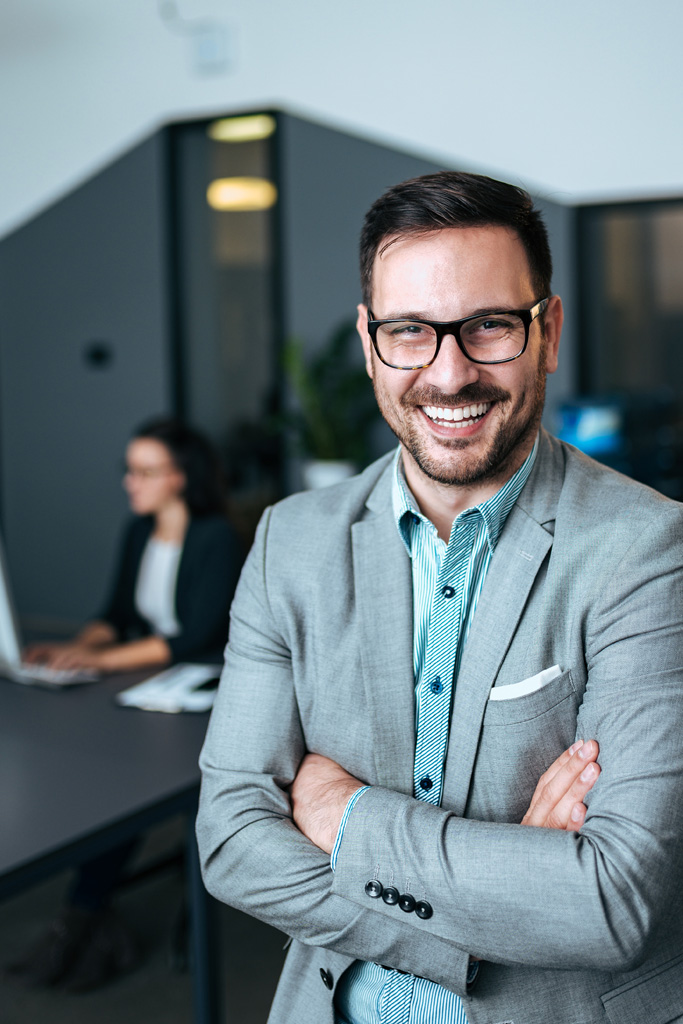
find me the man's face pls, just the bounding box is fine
[357,225,562,490]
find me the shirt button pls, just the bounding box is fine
[430,678,443,694]
[442,585,455,598]
[320,968,334,989]
[419,777,433,791]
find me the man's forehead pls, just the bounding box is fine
[375,224,524,266]
[369,225,533,310]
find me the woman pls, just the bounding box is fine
[13,418,243,991]
[27,417,242,673]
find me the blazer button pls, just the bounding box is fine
[320,968,334,989]
[415,900,433,920]
[365,879,383,899]
[382,886,399,905]
[399,893,416,913]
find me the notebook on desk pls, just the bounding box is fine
[0,532,99,687]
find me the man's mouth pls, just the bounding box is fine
[421,401,492,427]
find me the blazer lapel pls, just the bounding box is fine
[352,472,416,795]
[441,431,563,814]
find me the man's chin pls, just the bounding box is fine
[410,451,497,488]
[405,417,537,488]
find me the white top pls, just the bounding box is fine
[134,537,182,638]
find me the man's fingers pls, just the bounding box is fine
[543,761,601,831]
[522,740,600,828]
[525,739,584,814]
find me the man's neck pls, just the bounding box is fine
[400,442,534,543]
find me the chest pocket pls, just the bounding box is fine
[484,668,577,726]
[465,670,579,823]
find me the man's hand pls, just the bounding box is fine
[522,739,600,830]
[290,753,364,855]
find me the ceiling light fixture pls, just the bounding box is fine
[206,177,278,211]
[207,114,276,143]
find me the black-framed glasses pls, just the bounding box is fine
[367,297,549,369]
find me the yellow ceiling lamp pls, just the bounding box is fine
[207,114,276,143]
[206,177,278,211]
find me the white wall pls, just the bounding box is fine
[1,0,682,239]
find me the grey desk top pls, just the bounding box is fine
[0,672,210,886]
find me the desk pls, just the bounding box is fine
[0,671,220,1023]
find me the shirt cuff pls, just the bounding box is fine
[330,785,371,870]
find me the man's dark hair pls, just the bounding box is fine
[359,170,552,308]
[133,417,227,517]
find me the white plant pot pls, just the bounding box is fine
[302,459,356,490]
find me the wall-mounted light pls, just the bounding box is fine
[207,114,276,143]
[207,177,278,211]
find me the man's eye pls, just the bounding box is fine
[479,318,512,331]
[391,323,430,338]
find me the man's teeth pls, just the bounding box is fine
[422,402,491,425]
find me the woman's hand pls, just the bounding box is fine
[23,641,111,671]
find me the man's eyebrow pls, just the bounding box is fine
[372,306,520,322]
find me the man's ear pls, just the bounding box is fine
[356,303,374,379]
[543,295,563,375]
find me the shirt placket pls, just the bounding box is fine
[413,515,479,808]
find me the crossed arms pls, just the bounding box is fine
[196,497,683,990]
[290,740,600,857]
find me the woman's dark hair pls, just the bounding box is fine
[133,417,226,517]
[360,170,552,308]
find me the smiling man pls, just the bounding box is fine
[197,172,683,1024]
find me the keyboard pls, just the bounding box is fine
[11,662,100,686]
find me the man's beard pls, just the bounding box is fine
[372,346,547,488]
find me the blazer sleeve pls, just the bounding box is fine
[330,505,683,975]
[196,508,476,997]
[166,517,243,663]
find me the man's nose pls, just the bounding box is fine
[420,333,480,390]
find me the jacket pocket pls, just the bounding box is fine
[601,951,683,1024]
[483,669,576,726]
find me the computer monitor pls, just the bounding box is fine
[555,399,625,459]
[0,531,24,672]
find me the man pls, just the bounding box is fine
[197,172,683,1024]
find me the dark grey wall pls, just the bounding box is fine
[536,198,578,428]
[0,134,172,628]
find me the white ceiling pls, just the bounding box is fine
[1,0,682,237]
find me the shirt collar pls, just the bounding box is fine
[392,434,539,557]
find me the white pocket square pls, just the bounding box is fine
[489,665,563,701]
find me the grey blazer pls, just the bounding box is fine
[197,430,683,1024]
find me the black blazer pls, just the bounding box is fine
[100,515,243,663]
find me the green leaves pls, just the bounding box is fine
[283,322,379,464]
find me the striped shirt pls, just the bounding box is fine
[334,437,538,1024]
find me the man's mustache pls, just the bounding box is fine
[401,383,511,408]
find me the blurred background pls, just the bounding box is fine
[1,2,683,1021]
[2,0,683,631]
